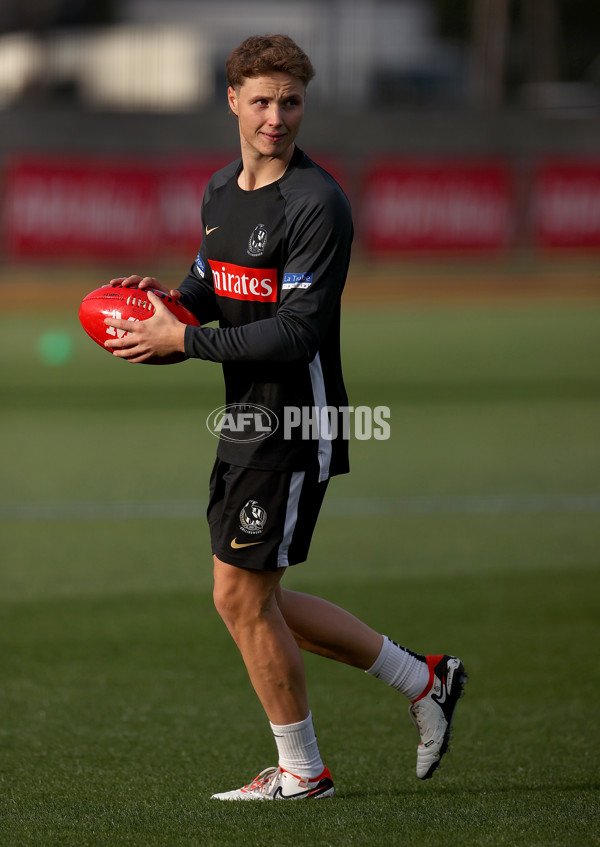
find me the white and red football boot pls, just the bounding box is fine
[409,654,467,779]
[211,766,335,800]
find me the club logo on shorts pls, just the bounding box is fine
[247,223,268,257]
[239,500,268,535]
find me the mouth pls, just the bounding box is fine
[261,132,286,143]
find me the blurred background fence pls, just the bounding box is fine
[0,0,599,265]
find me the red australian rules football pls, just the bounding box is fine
[78,285,200,364]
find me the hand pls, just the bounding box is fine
[109,274,182,302]
[104,290,187,364]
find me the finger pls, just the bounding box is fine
[168,289,181,301]
[146,290,167,311]
[104,317,139,332]
[137,277,161,290]
[104,334,136,349]
[123,352,150,364]
[147,290,178,323]
[107,340,149,362]
[110,275,144,288]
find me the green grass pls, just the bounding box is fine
[1,298,599,845]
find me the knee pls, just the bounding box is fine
[212,561,273,630]
[213,575,245,626]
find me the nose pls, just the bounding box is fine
[267,105,283,126]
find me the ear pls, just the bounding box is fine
[227,85,238,116]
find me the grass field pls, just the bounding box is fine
[1,289,599,846]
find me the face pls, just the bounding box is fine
[228,73,305,163]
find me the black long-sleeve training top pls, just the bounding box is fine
[178,146,353,481]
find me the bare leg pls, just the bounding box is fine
[212,556,309,725]
[275,586,383,669]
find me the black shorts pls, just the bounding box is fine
[207,459,329,572]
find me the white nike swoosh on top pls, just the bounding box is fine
[205,226,219,235]
[433,686,447,705]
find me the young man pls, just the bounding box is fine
[105,34,466,800]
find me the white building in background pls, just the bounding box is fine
[0,0,463,110]
[119,0,461,106]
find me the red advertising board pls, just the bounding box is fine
[3,156,160,259]
[6,153,600,259]
[154,156,232,255]
[2,154,231,261]
[532,158,600,249]
[360,157,514,253]
[1,152,348,262]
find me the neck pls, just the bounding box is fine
[238,144,295,191]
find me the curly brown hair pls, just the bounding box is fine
[226,34,315,89]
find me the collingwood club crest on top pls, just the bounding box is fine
[247,223,268,256]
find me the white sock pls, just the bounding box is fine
[269,712,324,779]
[365,636,430,701]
